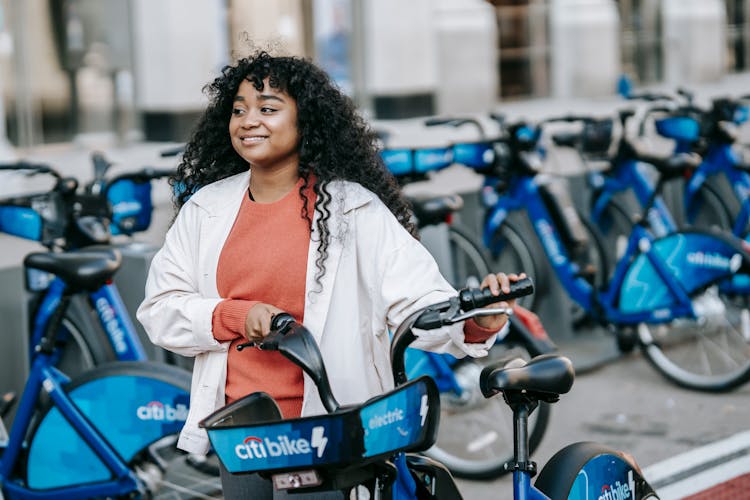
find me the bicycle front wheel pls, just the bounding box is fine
[639,287,750,391]
[424,343,551,480]
[689,181,737,234]
[446,224,492,288]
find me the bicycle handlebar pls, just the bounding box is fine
[159,145,186,158]
[392,278,534,385]
[424,116,488,139]
[0,161,61,179]
[235,278,534,412]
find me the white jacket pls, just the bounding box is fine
[137,171,499,454]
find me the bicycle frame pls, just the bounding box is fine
[29,276,147,362]
[589,158,678,238]
[1,338,143,499]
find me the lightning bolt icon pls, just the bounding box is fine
[420,394,429,426]
[310,426,328,458]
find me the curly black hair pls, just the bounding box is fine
[173,50,417,288]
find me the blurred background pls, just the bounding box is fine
[0,0,746,154]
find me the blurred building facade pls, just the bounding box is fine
[0,0,746,150]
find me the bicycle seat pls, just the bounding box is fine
[408,194,463,227]
[479,353,574,403]
[636,151,702,180]
[24,248,121,291]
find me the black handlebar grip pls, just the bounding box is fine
[270,312,296,332]
[458,277,534,311]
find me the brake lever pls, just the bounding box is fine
[449,307,514,324]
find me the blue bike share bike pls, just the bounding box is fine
[0,160,153,376]
[202,278,658,499]
[425,113,750,391]
[619,89,750,241]
[377,141,555,479]
[0,161,221,498]
[480,352,658,499]
[202,280,533,499]
[0,246,221,498]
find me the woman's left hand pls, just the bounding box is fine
[473,272,528,330]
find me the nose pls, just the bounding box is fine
[240,110,260,128]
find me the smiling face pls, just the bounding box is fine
[229,78,300,173]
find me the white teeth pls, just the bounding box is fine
[241,137,266,143]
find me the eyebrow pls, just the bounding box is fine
[233,94,286,103]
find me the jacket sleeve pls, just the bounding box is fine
[136,201,227,357]
[366,201,498,358]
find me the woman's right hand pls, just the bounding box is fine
[244,303,285,343]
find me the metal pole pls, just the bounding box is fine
[0,2,16,160]
[349,0,371,115]
[10,0,36,148]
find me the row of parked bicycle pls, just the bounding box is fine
[384,87,750,396]
[0,83,745,498]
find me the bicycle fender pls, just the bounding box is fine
[535,441,658,500]
[25,361,191,489]
[619,229,750,314]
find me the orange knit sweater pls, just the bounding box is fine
[212,178,313,418]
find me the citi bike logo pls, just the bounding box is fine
[95,297,128,354]
[597,469,636,500]
[136,401,188,422]
[535,220,566,266]
[686,251,742,272]
[236,426,328,460]
[367,394,428,436]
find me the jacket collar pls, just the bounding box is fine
[189,170,373,215]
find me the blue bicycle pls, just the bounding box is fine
[0,161,150,376]
[480,353,659,499]
[202,281,534,498]
[402,303,554,480]
[625,90,750,240]
[429,115,750,391]
[0,247,219,499]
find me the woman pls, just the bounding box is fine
[137,50,524,498]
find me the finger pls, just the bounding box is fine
[482,273,500,295]
[496,272,511,294]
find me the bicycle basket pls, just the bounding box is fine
[654,116,700,143]
[0,205,43,241]
[0,191,66,245]
[452,141,494,170]
[106,178,154,235]
[381,146,453,178]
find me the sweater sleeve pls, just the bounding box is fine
[463,318,504,343]
[212,299,259,341]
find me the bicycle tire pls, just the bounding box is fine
[423,342,551,480]
[639,286,750,392]
[489,220,541,309]
[24,361,222,498]
[29,294,117,377]
[689,179,737,233]
[447,224,492,288]
[591,196,637,273]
